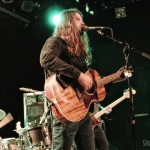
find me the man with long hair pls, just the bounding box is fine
[40,8,126,150]
[40,8,95,150]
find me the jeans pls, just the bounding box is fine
[94,125,109,150]
[50,111,95,150]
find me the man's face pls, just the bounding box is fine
[73,12,85,35]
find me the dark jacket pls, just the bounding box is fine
[40,36,88,88]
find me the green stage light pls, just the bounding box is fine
[44,6,62,27]
[52,14,60,25]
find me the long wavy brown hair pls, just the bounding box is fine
[53,8,92,65]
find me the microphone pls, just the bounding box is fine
[83,25,107,31]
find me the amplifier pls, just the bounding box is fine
[23,92,47,127]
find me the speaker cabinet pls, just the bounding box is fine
[23,92,47,127]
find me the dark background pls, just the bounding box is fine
[0,0,150,149]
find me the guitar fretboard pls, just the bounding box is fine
[96,71,122,87]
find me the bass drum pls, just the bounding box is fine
[19,124,51,150]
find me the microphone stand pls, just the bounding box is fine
[123,44,137,150]
[97,30,139,150]
[97,30,150,60]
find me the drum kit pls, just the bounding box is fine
[0,111,52,150]
[0,123,52,150]
[0,90,52,150]
[0,120,76,150]
[0,88,76,150]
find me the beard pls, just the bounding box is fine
[80,27,84,35]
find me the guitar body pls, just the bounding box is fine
[90,113,103,129]
[45,69,106,123]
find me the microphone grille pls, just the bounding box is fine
[83,25,88,31]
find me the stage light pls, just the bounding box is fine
[76,0,88,5]
[1,0,13,3]
[52,14,60,25]
[115,7,126,18]
[21,0,34,13]
[44,6,63,27]
[86,0,102,15]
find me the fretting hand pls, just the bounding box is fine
[113,66,128,83]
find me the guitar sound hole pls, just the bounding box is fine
[86,84,95,94]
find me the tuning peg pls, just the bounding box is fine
[124,71,132,77]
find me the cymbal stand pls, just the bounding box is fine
[39,103,51,124]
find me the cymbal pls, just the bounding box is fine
[0,109,6,120]
[0,113,14,128]
[1,137,16,141]
[13,128,23,132]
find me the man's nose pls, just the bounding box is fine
[81,22,85,27]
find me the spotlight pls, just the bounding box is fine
[115,7,126,18]
[21,0,34,13]
[2,0,13,3]
[86,0,101,15]
[76,0,88,6]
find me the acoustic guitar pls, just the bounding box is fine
[44,68,131,123]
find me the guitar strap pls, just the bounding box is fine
[44,69,50,80]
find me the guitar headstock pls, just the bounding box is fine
[124,66,134,77]
[19,87,38,93]
[123,88,136,98]
[117,65,133,78]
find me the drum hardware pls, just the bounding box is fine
[16,124,52,150]
[13,128,24,132]
[39,103,51,124]
[0,88,52,150]
[0,142,11,150]
[16,137,23,150]
[0,138,19,150]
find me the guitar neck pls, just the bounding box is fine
[96,71,122,87]
[19,87,40,93]
[94,95,126,119]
